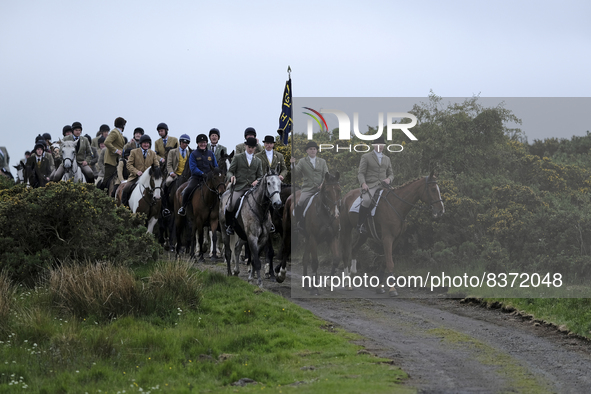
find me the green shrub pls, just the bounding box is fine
[0,270,17,333]
[0,182,161,283]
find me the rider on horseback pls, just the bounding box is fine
[25,141,53,187]
[52,122,95,183]
[121,134,158,207]
[356,135,393,233]
[224,137,263,235]
[290,140,329,232]
[177,134,217,217]
[206,128,227,163]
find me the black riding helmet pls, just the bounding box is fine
[62,125,73,136]
[42,132,52,141]
[139,134,152,146]
[134,127,145,136]
[196,134,208,143]
[244,127,256,138]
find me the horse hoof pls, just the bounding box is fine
[233,270,240,276]
[275,276,285,283]
[264,273,271,279]
[376,287,386,294]
[389,288,399,297]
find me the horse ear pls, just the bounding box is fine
[229,150,235,159]
[429,169,435,180]
[335,171,340,182]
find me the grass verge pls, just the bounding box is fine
[0,261,410,393]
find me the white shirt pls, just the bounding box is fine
[265,150,273,164]
[246,152,253,165]
[309,157,316,169]
[374,150,383,165]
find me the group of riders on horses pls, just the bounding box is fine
[4,119,444,294]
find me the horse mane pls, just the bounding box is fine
[393,175,435,190]
[152,164,162,180]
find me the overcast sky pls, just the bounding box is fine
[1,0,590,174]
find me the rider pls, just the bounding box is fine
[177,134,217,217]
[235,127,263,155]
[206,128,227,163]
[121,134,158,207]
[53,122,94,183]
[290,140,329,231]
[26,141,52,187]
[91,124,110,149]
[124,127,144,151]
[356,135,394,233]
[255,135,288,181]
[154,123,178,165]
[103,117,127,188]
[163,134,192,217]
[0,146,9,174]
[224,137,263,235]
[95,136,107,186]
[115,148,132,189]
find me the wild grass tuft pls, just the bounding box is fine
[143,260,201,317]
[0,270,17,333]
[48,262,140,320]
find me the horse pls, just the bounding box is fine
[13,160,26,184]
[277,173,341,292]
[161,156,192,252]
[338,172,445,296]
[206,150,234,258]
[115,164,164,233]
[186,168,226,261]
[218,170,283,287]
[60,140,85,183]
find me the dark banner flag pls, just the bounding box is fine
[278,78,292,145]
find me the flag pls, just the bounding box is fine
[278,78,292,145]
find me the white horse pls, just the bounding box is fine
[60,141,85,183]
[127,165,164,234]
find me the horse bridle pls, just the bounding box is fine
[381,177,443,218]
[319,182,341,224]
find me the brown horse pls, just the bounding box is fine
[277,172,341,292]
[176,168,226,261]
[339,172,444,296]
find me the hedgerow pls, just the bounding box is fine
[0,182,161,284]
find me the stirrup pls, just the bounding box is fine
[178,207,186,216]
[226,225,234,235]
[162,208,171,218]
[356,224,367,234]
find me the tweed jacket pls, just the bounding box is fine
[91,136,101,150]
[358,151,394,189]
[167,147,193,176]
[226,152,263,192]
[154,136,179,162]
[63,135,93,165]
[97,148,106,177]
[124,139,141,152]
[235,142,263,155]
[294,156,328,192]
[255,149,288,179]
[26,154,53,181]
[104,128,126,167]
[0,147,9,170]
[127,148,159,182]
[206,143,227,163]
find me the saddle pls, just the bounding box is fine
[349,188,384,215]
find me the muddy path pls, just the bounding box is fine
[192,255,591,393]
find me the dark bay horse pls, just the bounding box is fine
[339,172,444,296]
[219,170,283,287]
[160,157,192,251]
[277,173,341,293]
[187,168,226,261]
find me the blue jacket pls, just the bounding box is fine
[189,148,218,177]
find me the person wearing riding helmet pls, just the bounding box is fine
[25,140,53,187]
[95,136,107,186]
[124,127,144,151]
[121,134,159,207]
[235,127,263,155]
[42,133,52,148]
[166,134,192,186]
[154,122,178,164]
[255,135,288,181]
[290,140,329,232]
[92,124,110,150]
[115,148,132,187]
[206,128,227,163]
[224,137,263,235]
[62,125,73,138]
[55,122,94,183]
[104,117,127,186]
[177,134,217,217]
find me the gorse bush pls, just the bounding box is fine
[0,182,161,283]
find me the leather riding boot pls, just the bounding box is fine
[356,205,370,233]
[295,204,305,232]
[225,210,235,235]
[161,186,171,217]
[121,185,131,207]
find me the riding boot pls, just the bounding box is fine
[178,186,191,216]
[161,185,171,217]
[356,205,370,233]
[295,204,305,232]
[225,209,235,235]
[121,185,131,207]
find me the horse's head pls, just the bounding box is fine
[61,141,76,169]
[207,167,226,197]
[219,150,234,176]
[322,171,342,219]
[149,164,164,200]
[264,168,283,210]
[421,171,445,218]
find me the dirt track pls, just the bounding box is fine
[194,256,591,393]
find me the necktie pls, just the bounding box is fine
[212,145,216,154]
[143,150,146,159]
[181,149,185,159]
[163,138,167,146]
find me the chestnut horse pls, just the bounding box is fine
[338,172,444,296]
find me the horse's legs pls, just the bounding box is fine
[264,238,275,280]
[382,234,397,296]
[308,237,320,295]
[146,217,158,234]
[232,236,242,276]
[247,235,263,288]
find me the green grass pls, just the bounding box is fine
[0,262,411,393]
